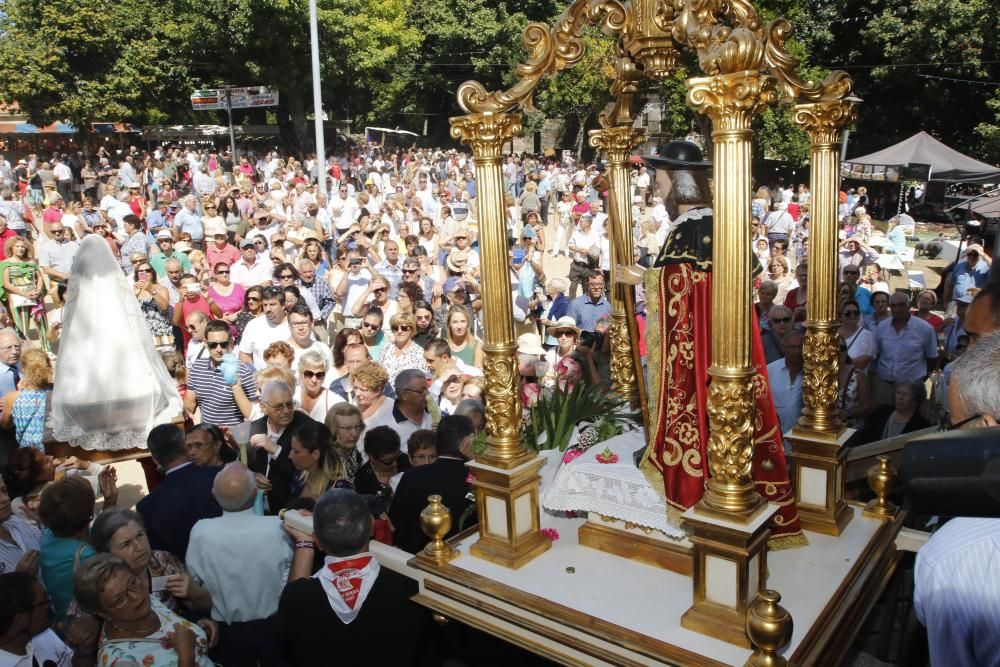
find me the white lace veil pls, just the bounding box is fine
[49,235,183,450]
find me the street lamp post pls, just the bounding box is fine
[308,0,326,196]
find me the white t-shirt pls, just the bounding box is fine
[340,270,372,315]
[570,228,600,264]
[238,315,292,369]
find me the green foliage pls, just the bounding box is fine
[975,90,1000,164]
[525,383,639,452]
[0,0,196,128]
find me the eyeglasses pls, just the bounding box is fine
[938,413,983,432]
[392,325,412,332]
[557,330,576,338]
[289,320,311,328]
[206,341,229,349]
[361,321,380,330]
[771,317,792,324]
[136,268,151,275]
[263,400,295,412]
[302,370,326,380]
[336,423,364,432]
[247,296,261,302]
[277,273,294,279]
[109,574,143,610]
[402,269,418,274]
[215,269,229,275]
[455,236,468,240]
[842,310,859,317]
[373,287,387,294]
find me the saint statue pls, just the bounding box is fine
[50,235,183,451]
[628,140,804,546]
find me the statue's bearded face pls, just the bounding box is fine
[652,167,711,219]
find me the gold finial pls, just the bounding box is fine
[418,495,459,563]
[863,455,899,519]
[744,589,793,667]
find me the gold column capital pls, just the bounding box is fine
[792,100,858,145]
[589,126,645,163]
[687,70,779,130]
[449,112,523,159]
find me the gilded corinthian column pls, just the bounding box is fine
[449,112,529,468]
[687,70,778,521]
[791,100,858,438]
[450,112,551,569]
[589,126,646,409]
[784,99,858,536]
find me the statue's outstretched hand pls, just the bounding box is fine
[615,264,645,286]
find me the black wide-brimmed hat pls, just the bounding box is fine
[641,139,711,170]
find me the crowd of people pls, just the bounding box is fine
[0,141,995,665]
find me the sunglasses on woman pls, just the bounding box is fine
[392,325,411,333]
[302,370,326,380]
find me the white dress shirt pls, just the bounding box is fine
[186,509,292,624]
[766,358,803,441]
[915,518,1000,667]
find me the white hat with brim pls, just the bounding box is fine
[516,333,546,356]
[546,316,581,338]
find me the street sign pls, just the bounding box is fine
[190,87,279,111]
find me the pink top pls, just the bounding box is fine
[208,283,245,316]
[205,243,241,269]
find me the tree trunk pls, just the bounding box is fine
[575,112,591,161]
[286,88,309,155]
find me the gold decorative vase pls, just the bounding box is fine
[745,589,793,667]
[863,455,899,519]
[418,495,458,563]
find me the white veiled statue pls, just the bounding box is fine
[49,235,182,450]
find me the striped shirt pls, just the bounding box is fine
[914,517,1000,667]
[0,515,41,575]
[187,358,258,427]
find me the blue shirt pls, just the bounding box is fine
[568,294,611,333]
[766,358,803,444]
[915,517,1000,667]
[175,208,203,241]
[0,362,19,397]
[875,315,938,383]
[853,285,873,315]
[951,259,990,301]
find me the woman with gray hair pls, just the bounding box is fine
[88,508,212,613]
[850,381,933,446]
[74,553,217,666]
[537,277,570,345]
[293,350,338,422]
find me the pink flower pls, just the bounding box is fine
[465,472,475,484]
[562,449,584,464]
[540,527,560,541]
[595,447,619,464]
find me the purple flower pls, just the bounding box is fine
[540,527,560,541]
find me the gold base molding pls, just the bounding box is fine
[468,456,551,569]
[787,428,854,536]
[682,600,753,648]
[578,520,693,576]
[681,504,777,648]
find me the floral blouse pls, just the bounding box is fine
[378,341,429,384]
[98,598,213,666]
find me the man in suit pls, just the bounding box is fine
[136,423,222,561]
[277,489,429,664]
[389,415,475,553]
[249,379,317,513]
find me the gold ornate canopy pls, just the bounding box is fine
[448,7,859,621]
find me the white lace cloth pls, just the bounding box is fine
[542,429,686,538]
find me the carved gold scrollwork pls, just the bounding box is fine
[457,0,631,114]
[702,371,762,515]
[482,347,522,444]
[792,100,859,145]
[608,317,638,393]
[687,70,778,130]
[800,325,841,432]
[449,113,523,160]
[764,19,852,102]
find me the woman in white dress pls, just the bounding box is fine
[50,236,183,451]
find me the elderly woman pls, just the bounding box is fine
[543,316,580,385]
[0,348,52,451]
[74,554,217,666]
[350,360,394,428]
[379,312,428,383]
[850,382,933,446]
[913,289,943,332]
[88,508,212,613]
[294,350,338,422]
[288,420,346,501]
[324,402,366,481]
[537,277,571,346]
[755,280,778,326]
[353,426,410,497]
[186,424,227,467]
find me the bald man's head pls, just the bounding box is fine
[212,463,257,512]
